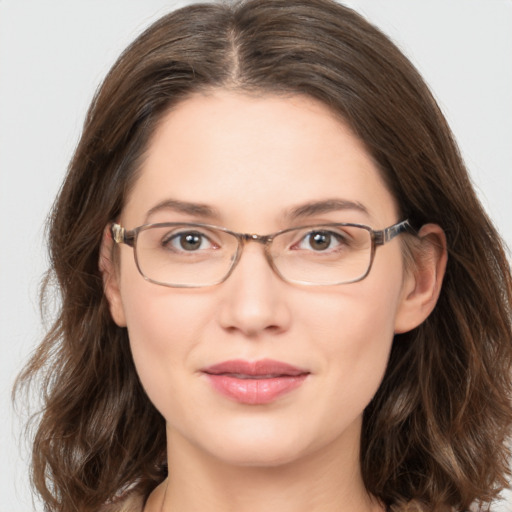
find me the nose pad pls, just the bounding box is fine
[217,244,291,337]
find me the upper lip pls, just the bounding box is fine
[202,359,309,377]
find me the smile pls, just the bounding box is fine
[202,359,310,405]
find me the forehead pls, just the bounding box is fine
[122,90,398,229]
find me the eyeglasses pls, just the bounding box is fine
[111,219,413,288]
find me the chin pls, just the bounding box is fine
[210,441,306,468]
[196,420,318,468]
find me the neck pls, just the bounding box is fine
[147,424,384,512]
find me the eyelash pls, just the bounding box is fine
[292,230,349,252]
[161,230,218,252]
[160,228,350,253]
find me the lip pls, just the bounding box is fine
[201,359,310,405]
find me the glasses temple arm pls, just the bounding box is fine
[111,223,136,247]
[374,220,414,245]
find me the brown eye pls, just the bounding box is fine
[180,233,202,251]
[292,229,348,253]
[309,232,331,251]
[162,231,211,252]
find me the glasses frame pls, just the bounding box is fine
[111,219,414,288]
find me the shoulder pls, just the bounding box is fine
[390,500,453,512]
[99,492,145,512]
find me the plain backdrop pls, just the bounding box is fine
[1,1,511,511]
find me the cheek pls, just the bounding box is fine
[119,276,212,414]
[314,292,395,384]
[302,257,403,405]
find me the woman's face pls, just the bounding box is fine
[107,90,417,468]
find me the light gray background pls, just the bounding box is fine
[1,1,511,511]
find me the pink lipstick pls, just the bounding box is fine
[202,359,309,405]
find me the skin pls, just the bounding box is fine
[101,90,447,512]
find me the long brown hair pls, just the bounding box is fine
[15,1,512,511]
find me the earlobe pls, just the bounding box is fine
[99,225,127,327]
[394,224,447,334]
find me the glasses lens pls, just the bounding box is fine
[134,224,238,287]
[132,223,373,287]
[270,224,372,285]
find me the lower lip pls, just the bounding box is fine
[204,374,308,405]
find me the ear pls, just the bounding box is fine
[99,225,127,327]
[394,223,447,334]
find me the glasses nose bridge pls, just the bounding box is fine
[239,232,273,246]
[229,232,276,277]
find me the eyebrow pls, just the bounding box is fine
[285,198,370,221]
[144,197,369,224]
[145,199,220,222]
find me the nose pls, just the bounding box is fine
[217,242,292,338]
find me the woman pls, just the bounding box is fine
[15,1,512,511]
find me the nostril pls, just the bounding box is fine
[224,323,285,338]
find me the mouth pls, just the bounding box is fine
[201,359,310,405]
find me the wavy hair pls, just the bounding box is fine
[15,1,512,511]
